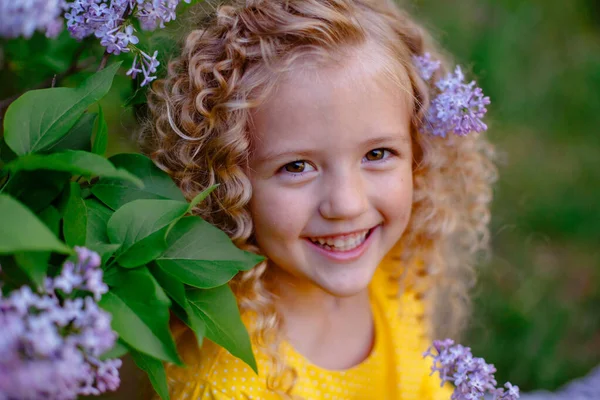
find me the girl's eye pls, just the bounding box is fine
[364,148,390,162]
[282,160,314,174]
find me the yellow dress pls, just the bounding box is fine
[167,258,453,400]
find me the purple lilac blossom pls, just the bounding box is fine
[424,339,520,400]
[1,0,192,86]
[412,53,491,137]
[412,52,441,81]
[426,66,491,137]
[137,0,188,30]
[0,247,121,400]
[0,0,66,39]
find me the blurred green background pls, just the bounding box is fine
[1,0,599,394]
[407,0,600,391]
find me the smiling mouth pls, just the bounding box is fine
[307,227,376,252]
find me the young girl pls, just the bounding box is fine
[141,0,496,398]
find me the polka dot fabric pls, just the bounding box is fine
[166,260,453,400]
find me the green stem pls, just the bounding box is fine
[0,174,12,194]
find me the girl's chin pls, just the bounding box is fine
[313,268,377,298]
[322,284,369,298]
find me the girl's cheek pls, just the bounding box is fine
[250,180,312,237]
[374,168,414,220]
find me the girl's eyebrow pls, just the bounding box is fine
[255,134,410,165]
[361,134,411,148]
[254,149,315,165]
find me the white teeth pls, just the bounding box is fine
[309,230,370,251]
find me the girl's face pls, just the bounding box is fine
[248,53,414,297]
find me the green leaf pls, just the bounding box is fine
[188,185,218,211]
[13,206,62,289]
[39,205,61,236]
[0,139,18,166]
[129,349,170,400]
[107,199,189,268]
[150,263,207,350]
[3,62,121,155]
[85,198,113,245]
[99,339,129,361]
[1,170,70,213]
[63,182,87,247]
[187,285,257,373]
[14,252,49,289]
[45,112,96,153]
[186,307,207,349]
[164,185,218,238]
[92,153,185,210]
[157,217,263,289]
[85,198,119,263]
[0,256,32,292]
[98,267,182,365]
[116,227,170,268]
[92,243,121,265]
[4,150,143,186]
[149,262,187,310]
[92,105,108,156]
[0,194,72,254]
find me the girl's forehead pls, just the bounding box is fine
[253,42,413,119]
[283,42,411,94]
[248,47,413,159]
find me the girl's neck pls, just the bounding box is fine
[270,266,375,370]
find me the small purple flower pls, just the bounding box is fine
[136,0,191,31]
[413,52,441,81]
[116,24,139,47]
[126,55,143,78]
[0,247,120,399]
[138,49,160,86]
[424,339,519,400]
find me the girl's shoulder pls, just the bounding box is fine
[369,263,454,399]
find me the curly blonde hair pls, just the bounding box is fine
[140,0,497,396]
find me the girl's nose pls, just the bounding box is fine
[318,171,369,221]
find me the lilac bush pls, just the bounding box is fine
[1,0,191,86]
[425,338,520,400]
[0,247,121,400]
[413,53,491,137]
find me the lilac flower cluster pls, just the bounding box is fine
[413,52,441,81]
[0,0,66,39]
[137,0,189,30]
[65,0,190,85]
[424,339,520,400]
[413,53,491,137]
[2,0,191,87]
[0,247,121,400]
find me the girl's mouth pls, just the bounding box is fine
[308,228,373,251]
[305,226,378,261]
